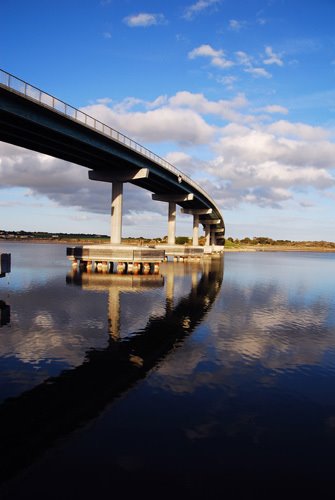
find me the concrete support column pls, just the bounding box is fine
[168,201,176,245]
[205,224,210,246]
[192,214,199,246]
[111,182,123,244]
[210,230,216,246]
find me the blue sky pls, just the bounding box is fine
[1,0,335,240]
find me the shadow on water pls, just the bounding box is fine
[0,259,223,484]
[0,301,10,327]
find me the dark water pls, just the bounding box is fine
[0,243,335,498]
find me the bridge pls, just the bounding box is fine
[0,69,225,248]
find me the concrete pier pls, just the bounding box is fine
[168,202,176,245]
[67,245,165,274]
[110,182,123,244]
[193,214,199,246]
[67,244,224,273]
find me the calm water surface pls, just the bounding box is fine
[0,243,335,498]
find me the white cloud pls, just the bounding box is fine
[80,95,335,210]
[188,44,234,69]
[235,50,253,66]
[82,102,215,145]
[96,97,113,105]
[235,50,272,78]
[228,19,246,32]
[0,143,157,219]
[123,13,166,27]
[112,97,144,113]
[189,45,222,59]
[168,91,250,123]
[263,46,284,66]
[109,95,168,113]
[218,122,335,167]
[267,120,330,141]
[1,87,335,220]
[245,67,272,78]
[165,151,192,165]
[217,75,237,89]
[190,45,284,80]
[208,123,335,201]
[146,95,169,109]
[261,105,289,115]
[164,151,195,176]
[183,0,221,20]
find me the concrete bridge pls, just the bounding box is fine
[0,69,225,246]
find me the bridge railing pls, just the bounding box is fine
[0,68,223,223]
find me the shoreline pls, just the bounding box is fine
[224,247,335,253]
[224,243,335,252]
[1,239,335,253]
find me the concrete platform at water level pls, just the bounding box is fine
[66,244,224,273]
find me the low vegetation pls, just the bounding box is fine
[0,230,109,243]
[225,236,335,251]
[0,230,194,245]
[1,231,334,251]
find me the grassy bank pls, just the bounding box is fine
[224,239,335,252]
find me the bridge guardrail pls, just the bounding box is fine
[0,68,223,224]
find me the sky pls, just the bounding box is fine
[1,0,335,241]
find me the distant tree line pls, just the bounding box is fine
[3,231,332,247]
[0,231,194,245]
[0,230,109,240]
[226,236,335,247]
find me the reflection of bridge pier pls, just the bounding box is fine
[165,264,175,312]
[0,301,10,327]
[164,261,202,313]
[108,288,120,341]
[66,271,165,340]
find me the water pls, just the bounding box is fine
[0,243,335,498]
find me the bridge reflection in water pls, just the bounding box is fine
[0,301,10,327]
[0,259,223,484]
